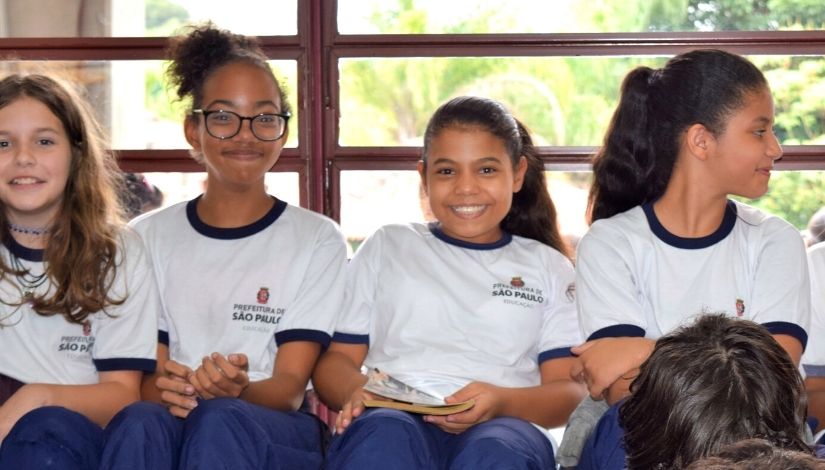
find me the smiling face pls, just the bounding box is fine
[419,126,526,244]
[706,87,782,199]
[0,97,72,228]
[185,61,287,192]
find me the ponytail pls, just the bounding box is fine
[502,120,570,258]
[588,50,768,223]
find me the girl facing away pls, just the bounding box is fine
[608,314,812,469]
[570,49,811,468]
[312,96,586,469]
[100,24,347,470]
[0,74,159,468]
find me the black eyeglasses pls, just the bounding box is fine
[192,109,291,142]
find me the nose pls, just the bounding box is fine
[768,132,783,161]
[234,117,257,141]
[454,171,480,195]
[13,143,36,167]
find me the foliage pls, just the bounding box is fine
[145,0,190,36]
[745,172,825,229]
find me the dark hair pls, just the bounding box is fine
[588,49,769,222]
[0,74,125,323]
[807,206,825,246]
[620,314,808,470]
[166,23,291,154]
[684,438,823,470]
[421,96,569,257]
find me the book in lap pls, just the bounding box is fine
[362,368,474,415]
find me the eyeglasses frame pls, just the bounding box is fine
[191,109,291,142]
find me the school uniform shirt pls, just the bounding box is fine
[333,222,581,399]
[803,241,825,377]
[576,199,809,348]
[131,196,346,381]
[0,229,159,385]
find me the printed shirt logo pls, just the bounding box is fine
[735,298,745,317]
[257,287,270,305]
[492,276,544,309]
[82,320,92,337]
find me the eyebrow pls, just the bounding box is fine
[0,128,60,135]
[430,156,505,166]
[752,116,773,125]
[204,99,280,110]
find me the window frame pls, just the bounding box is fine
[1,0,823,220]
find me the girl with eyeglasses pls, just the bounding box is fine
[101,23,347,470]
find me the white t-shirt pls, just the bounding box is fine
[131,197,346,382]
[334,223,581,399]
[803,241,825,377]
[0,229,159,385]
[576,199,809,348]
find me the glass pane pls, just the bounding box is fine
[339,55,825,147]
[338,0,825,34]
[743,171,825,239]
[340,170,590,253]
[0,0,297,37]
[127,171,300,219]
[0,60,298,150]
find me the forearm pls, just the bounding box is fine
[498,380,586,429]
[773,334,803,367]
[240,373,307,412]
[806,377,825,432]
[312,350,367,410]
[14,381,139,427]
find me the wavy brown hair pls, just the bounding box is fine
[0,74,125,323]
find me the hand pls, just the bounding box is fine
[189,353,250,400]
[423,381,496,434]
[0,384,51,443]
[156,359,197,418]
[335,387,381,434]
[570,337,653,401]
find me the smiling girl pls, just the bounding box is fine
[100,24,347,470]
[313,96,585,469]
[0,74,158,469]
[570,49,811,469]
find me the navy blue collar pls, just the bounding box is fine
[2,233,44,262]
[428,222,512,250]
[187,195,287,240]
[643,200,737,249]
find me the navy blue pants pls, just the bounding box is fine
[577,403,626,470]
[101,398,327,470]
[0,406,104,469]
[325,408,555,470]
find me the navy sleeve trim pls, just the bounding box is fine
[158,330,169,346]
[94,358,156,373]
[804,364,825,378]
[539,347,573,363]
[587,324,645,341]
[275,329,331,348]
[762,321,808,352]
[332,332,369,344]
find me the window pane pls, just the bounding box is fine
[0,0,297,37]
[339,55,825,147]
[338,0,825,34]
[0,60,298,150]
[130,171,300,219]
[340,170,590,253]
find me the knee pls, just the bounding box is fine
[450,418,555,469]
[106,401,176,436]
[184,398,248,438]
[346,408,424,438]
[8,406,97,442]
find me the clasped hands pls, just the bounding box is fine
[157,353,249,418]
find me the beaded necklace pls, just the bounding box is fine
[7,222,50,236]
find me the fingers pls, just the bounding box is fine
[160,389,198,411]
[227,353,249,371]
[189,355,248,399]
[571,340,595,355]
[167,404,194,419]
[164,359,194,379]
[213,354,249,385]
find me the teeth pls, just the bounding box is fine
[451,205,485,214]
[12,177,38,185]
